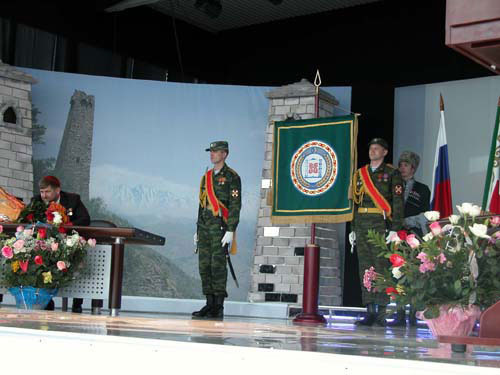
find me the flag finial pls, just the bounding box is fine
[439,94,444,111]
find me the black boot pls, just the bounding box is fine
[409,307,418,326]
[375,305,387,327]
[44,299,55,311]
[355,303,377,326]
[192,295,214,318]
[208,295,224,319]
[387,307,406,327]
[72,298,83,313]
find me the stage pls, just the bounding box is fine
[0,305,498,374]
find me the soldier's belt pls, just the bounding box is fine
[358,207,384,214]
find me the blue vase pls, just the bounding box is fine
[8,286,58,310]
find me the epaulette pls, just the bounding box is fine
[226,166,239,177]
[386,163,396,169]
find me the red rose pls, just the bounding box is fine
[385,287,398,295]
[38,228,47,239]
[58,226,66,234]
[397,230,407,241]
[34,255,43,265]
[26,213,34,222]
[389,254,405,267]
[46,211,54,221]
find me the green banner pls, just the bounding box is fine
[271,115,357,224]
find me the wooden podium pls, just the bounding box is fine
[0,224,165,316]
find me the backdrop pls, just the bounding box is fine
[24,67,351,301]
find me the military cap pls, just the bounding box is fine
[368,138,389,150]
[398,150,420,170]
[205,141,229,152]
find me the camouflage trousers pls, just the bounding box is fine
[197,222,228,297]
[354,215,390,306]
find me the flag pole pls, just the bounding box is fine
[293,69,326,325]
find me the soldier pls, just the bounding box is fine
[192,141,241,319]
[388,150,431,327]
[350,138,404,326]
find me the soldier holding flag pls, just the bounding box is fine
[350,138,404,326]
[193,141,241,319]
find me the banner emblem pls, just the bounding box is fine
[290,140,338,195]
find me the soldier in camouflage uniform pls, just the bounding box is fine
[192,141,242,319]
[351,138,404,326]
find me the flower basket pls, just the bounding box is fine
[416,304,481,338]
[362,203,500,324]
[0,203,96,301]
[8,286,58,310]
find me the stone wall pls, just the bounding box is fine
[0,62,36,203]
[248,79,344,307]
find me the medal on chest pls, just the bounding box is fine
[217,176,226,185]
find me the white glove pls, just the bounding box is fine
[349,231,356,254]
[193,232,198,246]
[221,231,234,246]
[348,231,356,246]
[385,230,397,243]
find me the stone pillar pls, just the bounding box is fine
[0,61,37,202]
[248,79,344,307]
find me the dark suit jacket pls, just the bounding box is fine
[32,191,91,226]
[404,180,431,218]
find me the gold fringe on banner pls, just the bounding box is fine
[271,213,353,225]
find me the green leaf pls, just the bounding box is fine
[454,280,462,292]
[424,305,440,319]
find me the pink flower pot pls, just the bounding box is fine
[416,305,481,338]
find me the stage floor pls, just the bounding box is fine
[0,307,498,370]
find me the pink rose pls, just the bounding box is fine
[16,225,24,233]
[0,225,3,233]
[13,240,25,251]
[491,216,500,226]
[56,261,67,271]
[51,242,59,251]
[429,221,442,235]
[406,234,420,249]
[1,246,13,259]
[87,238,97,247]
[437,252,447,264]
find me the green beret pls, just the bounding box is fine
[205,141,229,152]
[368,138,388,150]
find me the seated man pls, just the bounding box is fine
[32,176,91,312]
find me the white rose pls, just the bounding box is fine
[422,232,434,242]
[449,214,460,225]
[424,211,440,221]
[53,212,62,224]
[457,203,473,216]
[470,205,481,218]
[392,266,403,279]
[469,223,490,239]
[66,238,75,247]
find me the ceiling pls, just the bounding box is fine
[105,0,383,32]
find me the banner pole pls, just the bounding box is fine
[294,69,326,325]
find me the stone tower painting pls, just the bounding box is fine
[54,90,94,203]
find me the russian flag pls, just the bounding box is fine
[431,95,453,218]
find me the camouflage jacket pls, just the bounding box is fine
[198,163,242,232]
[352,163,404,231]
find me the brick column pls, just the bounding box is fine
[248,79,344,307]
[0,61,36,203]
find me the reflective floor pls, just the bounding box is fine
[0,308,498,368]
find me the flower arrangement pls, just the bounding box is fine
[364,203,500,319]
[18,201,72,226]
[0,204,95,289]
